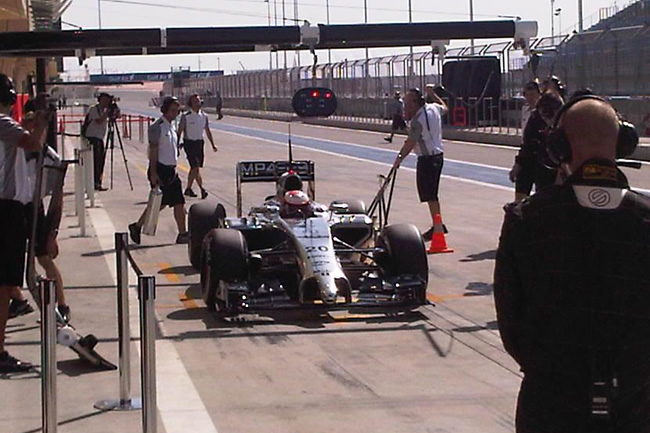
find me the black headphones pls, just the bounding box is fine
[160,96,180,114]
[0,74,18,107]
[408,87,426,107]
[546,95,639,166]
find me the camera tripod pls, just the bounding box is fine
[105,117,134,190]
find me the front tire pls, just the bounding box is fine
[200,229,248,311]
[376,224,428,304]
[188,202,226,269]
[329,199,366,214]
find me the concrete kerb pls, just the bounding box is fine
[212,108,650,161]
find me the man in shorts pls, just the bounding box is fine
[393,87,448,240]
[178,94,217,199]
[0,73,48,372]
[128,97,189,245]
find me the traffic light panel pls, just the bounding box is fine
[292,87,337,118]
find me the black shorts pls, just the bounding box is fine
[391,115,406,131]
[515,161,557,195]
[25,202,49,257]
[416,154,444,202]
[183,139,205,168]
[0,200,28,286]
[149,163,185,208]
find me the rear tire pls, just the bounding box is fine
[200,229,248,311]
[376,224,428,304]
[329,199,366,214]
[188,202,225,270]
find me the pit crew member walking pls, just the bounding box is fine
[494,96,650,432]
[128,97,189,245]
[392,87,448,241]
[178,94,217,199]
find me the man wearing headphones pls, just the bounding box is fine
[494,96,650,432]
[128,97,189,245]
[393,87,448,240]
[83,92,113,191]
[0,73,48,372]
[178,94,217,199]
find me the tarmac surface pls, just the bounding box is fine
[2,88,650,433]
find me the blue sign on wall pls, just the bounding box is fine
[90,70,223,83]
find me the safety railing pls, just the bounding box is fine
[39,234,158,433]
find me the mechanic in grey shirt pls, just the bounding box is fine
[128,96,189,245]
[0,73,48,373]
[393,87,448,241]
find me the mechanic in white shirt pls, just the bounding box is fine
[128,96,189,245]
[521,81,541,131]
[393,87,448,241]
[178,94,217,199]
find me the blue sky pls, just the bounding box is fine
[62,0,627,75]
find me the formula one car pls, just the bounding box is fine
[188,159,428,313]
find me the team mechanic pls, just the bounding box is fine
[178,93,217,200]
[494,96,650,433]
[129,96,189,245]
[392,87,448,240]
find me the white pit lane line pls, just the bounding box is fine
[89,203,220,433]
[213,128,515,193]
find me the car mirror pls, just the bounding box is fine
[292,87,337,118]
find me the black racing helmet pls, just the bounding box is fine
[277,171,303,196]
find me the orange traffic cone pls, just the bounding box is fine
[427,214,454,254]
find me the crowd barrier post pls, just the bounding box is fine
[73,148,86,237]
[139,275,158,433]
[94,233,142,412]
[40,279,57,433]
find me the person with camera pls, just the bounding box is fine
[509,91,564,202]
[392,87,448,240]
[128,97,189,245]
[0,73,49,372]
[178,94,217,199]
[83,92,119,191]
[494,96,650,432]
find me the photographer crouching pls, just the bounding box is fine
[82,92,121,191]
[494,96,650,432]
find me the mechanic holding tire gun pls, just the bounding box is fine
[392,86,448,240]
[129,96,189,245]
[494,96,650,432]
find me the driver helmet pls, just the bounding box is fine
[277,171,303,196]
[281,190,312,217]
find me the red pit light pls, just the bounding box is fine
[311,90,320,98]
[325,92,332,99]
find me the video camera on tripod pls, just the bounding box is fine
[106,96,121,120]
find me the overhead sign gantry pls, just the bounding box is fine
[0,20,537,58]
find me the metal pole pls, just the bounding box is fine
[578,0,584,32]
[98,0,104,74]
[551,0,555,41]
[40,279,57,433]
[293,0,300,68]
[408,0,413,76]
[282,0,287,70]
[326,0,331,64]
[469,0,475,55]
[74,148,86,237]
[94,233,141,412]
[274,0,279,68]
[266,0,272,70]
[82,137,95,208]
[139,276,157,433]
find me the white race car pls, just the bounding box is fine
[188,159,428,314]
